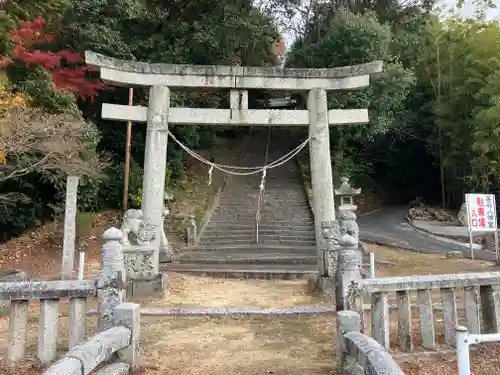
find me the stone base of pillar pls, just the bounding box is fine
[159,243,175,263]
[126,273,165,297]
[307,273,335,295]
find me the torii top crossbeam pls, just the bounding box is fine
[85,51,383,91]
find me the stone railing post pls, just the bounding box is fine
[98,227,126,331]
[113,302,141,370]
[187,214,197,245]
[61,175,79,280]
[336,211,363,311]
[337,311,361,375]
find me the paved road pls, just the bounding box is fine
[358,206,472,254]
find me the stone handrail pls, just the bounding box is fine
[43,302,140,375]
[0,279,98,300]
[3,227,131,370]
[338,310,405,375]
[350,271,500,353]
[359,271,500,293]
[1,274,123,364]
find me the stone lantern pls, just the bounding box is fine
[335,177,361,214]
[335,177,368,299]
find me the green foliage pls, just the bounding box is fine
[0,11,15,56]
[416,19,500,205]
[288,4,500,207]
[6,65,78,113]
[0,0,280,241]
[6,0,499,242]
[3,0,70,23]
[57,0,280,207]
[288,9,415,186]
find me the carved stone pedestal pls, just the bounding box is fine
[308,220,340,295]
[123,245,165,297]
[336,242,363,311]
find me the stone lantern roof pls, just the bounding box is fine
[335,177,361,213]
[335,177,361,197]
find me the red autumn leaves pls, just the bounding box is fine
[0,17,104,101]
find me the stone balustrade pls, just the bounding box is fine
[1,279,98,363]
[350,271,500,353]
[337,310,405,375]
[0,227,138,375]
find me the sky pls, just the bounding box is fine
[441,0,499,19]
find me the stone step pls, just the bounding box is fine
[221,187,305,192]
[220,194,308,200]
[205,222,314,228]
[223,186,306,191]
[201,233,314,239]
[215,202,310,209]
[212,211,311,216]
[210,212,312,218]
[218,199,308,205]
[162,263,316,280]
[213,210,311,215]
[222,186,306,191]
[177,252,317,265]
[217,201,310,207]
[202,229,315,236]
[218,199,310,204]
[226,175,302,180]
[204,223,314,230]
[223,188,306,193]
[204,221,314,227]
[209,216,313,223]
[184,244,316,252]
[198,238,316,246]
[216,204,311,209]
[215,207,310,212]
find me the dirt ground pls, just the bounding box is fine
[0,274,334,375]
[2,213,500,374]
[2,273,500,375]
[366,243,500,276]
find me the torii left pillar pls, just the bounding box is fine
[133,85,170,294]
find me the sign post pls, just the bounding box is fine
[465,193,498,263]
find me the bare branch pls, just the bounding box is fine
[0,107,109,183]
[255,0,313,39]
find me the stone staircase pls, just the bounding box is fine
[165,129,318,279]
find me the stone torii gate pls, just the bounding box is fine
[85,51,382,288]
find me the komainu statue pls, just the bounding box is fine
[121,208,169,249]
[338,211,359,247]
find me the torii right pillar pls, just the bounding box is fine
[308,88,336,277]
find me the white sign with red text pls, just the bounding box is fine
[465,193,497,232]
